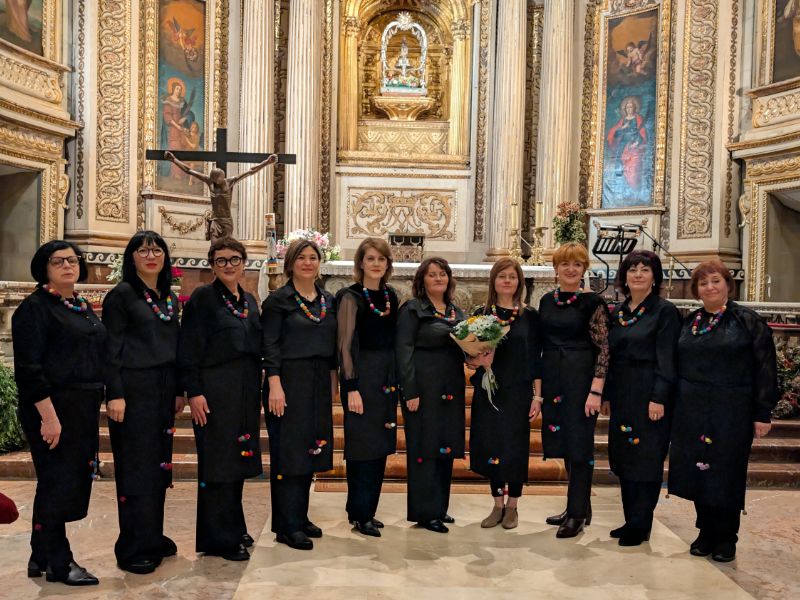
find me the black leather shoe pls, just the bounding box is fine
[610,524,628,539]
[690,533,714,557]
[118,558,157,574]
[276,531,313,550]
[442,514,455,524]
[546,508,568,526]
[303,521,323,538]
[422,519,449,533]
[711,541,736,563]
[161,535,178,557]
[354,520,381,537]
[371,518,385,528]
[618,527,651,547]
[45,562,99,586]
[220,544,250,562]
[27,558,46,578]
[556,518,585,538]
[242,533,254,548]
[585,504,593,526]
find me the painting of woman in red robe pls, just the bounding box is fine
[607,97,647,192]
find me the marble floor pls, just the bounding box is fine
[0,480,797,600]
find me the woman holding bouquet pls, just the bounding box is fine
[468,258,542,530]
[336,237,399,537]
[533,242,609,539]
[396,257,465,533]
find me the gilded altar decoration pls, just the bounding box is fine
[347,189,456,241]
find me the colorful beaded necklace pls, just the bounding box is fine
[617,303,646,327]
[43,284,88,313]
[691,304,726,336]
[143,289,174,322]
[294,293,327,323]
[432,304,457,323]
[362,286,391,317]
[553,288,581,306]
[491,304,519,326]
[221,289,249,319]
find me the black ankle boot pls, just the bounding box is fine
[546,509,567,526]
[556,517,585,538]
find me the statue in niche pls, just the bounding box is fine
[395,39,411,77]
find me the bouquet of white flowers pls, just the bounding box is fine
[451,315,509,409]
[277,228,341,262]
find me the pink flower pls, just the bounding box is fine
[178,294,190,304]
[171,266,184,278]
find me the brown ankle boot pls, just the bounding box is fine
[501,507,518,529]
[481,506,504,528]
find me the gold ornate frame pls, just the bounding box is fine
[586,0,672,212]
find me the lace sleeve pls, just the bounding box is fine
[337,293,359,392]
[589,303,610,379]
[744,311,780,422]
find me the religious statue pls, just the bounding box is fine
[395,39,411,78]
[164,151,278,243]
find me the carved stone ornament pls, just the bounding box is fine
[347,189,456,241]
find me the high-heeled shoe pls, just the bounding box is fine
[45,562,99,586]
[556,517,585,538]
[27,558,46,578]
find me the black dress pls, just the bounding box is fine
[336,284,399,524]
[395,297,466,523]
[12,287,107,577]
[469,306,541,494]
[538,290,609,519]
[177,280,263,554]
[103,281,180,567]
[605,294,680,532]
[668,302,778,543]
[261,282,337,536]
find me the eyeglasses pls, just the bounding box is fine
[214,256,244,267]
[135,247,164,258]
[48,256,81,267]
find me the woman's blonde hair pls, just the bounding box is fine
[552,242,589,271]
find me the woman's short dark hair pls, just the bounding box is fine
[283,239,322,279]
[412,257,455,306]
[30,240,88,285]
[615,250,664,297]
[122,230,173,296]
[208,237,248,264]
[690,260,734,300]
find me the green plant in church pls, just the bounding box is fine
[0,363,25,453]
[552,201,587,245]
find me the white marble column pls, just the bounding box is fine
[448,19,471,156]
[284,0,323,232]
[486,0,527,260]
[238,0,275,246]
[338,15,360,152]
[535,0,575,249]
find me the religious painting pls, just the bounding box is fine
[772,0,800,82]
[156,0,206,195]
[0,0,44,55]
[600,7,659,208]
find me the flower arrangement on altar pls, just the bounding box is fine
[552,201,587,245]
[385,73,421,89]
[773,339,800,420]
[451,315,510,409]
[106,255,123,284]
[277,228,341,262]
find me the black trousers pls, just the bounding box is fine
[115,489,166,566]
[565,459,593,519]
[619,478,661,531]
[346,457,387,522]
[695,502,741,545]
[196,480,247,553]
[270,472,313,535]
[407,457,453,523]
[489,480,523,498]
[30,511,72,577]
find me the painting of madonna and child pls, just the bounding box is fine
[157,0,207,196]
[0,0,43,55]
[601,8,659,209]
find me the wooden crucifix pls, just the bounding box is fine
[146,128,295,243]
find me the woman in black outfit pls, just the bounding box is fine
[103,231,183,573]
[396,257,466,533]
[534,242,609,539]
[178,237,263,562]
[262,239,337,551]
[469,257,542,530]
[336,237,399,537]
[604,251,681,546]
[13,241,105,586]
[668,260,778,563]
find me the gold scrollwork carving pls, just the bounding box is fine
[320,0,334,233]
[75,0,87,219]
[158,206,212,235]
[473,0,490,241]
[724,0,739,238]
[347,189,456,240]
[678,0,717,239]
[753,90,800,127]
[58,173,70,209]
[358,121,449,154]
[0,52,62,104]
[0,122,61,155]
[96,0,131,222]
[523,5,543,240]
[746,154,800,178]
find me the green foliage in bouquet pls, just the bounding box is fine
[452,315,504,342]
[552,201,587,245]
[0,364,25,453]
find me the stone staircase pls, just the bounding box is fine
[2,376,799,487]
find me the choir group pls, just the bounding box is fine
[12,233,779,586]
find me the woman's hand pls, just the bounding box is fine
[529,398,542,421]
[189,395,211,426]
[601,401,610,417]
[585,394,601,417]
[175,395,187,414]
[40,417,61,450]
[406,397,420,412]
[648,402,664,421]
[107,398,126,423]
[268,380,287,417]
[348,391,364,415]
[754,421,771,439]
